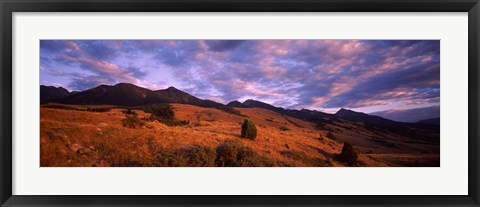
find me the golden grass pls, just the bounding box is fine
[40,103,438,167]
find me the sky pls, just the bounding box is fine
[40,40,440,114]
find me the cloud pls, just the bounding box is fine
[47,69,69,76]
[40,40,440,112]
[68,74,111,90]
[204,40,245,52]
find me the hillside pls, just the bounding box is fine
[40,85,73,103]
[40,103,439,167]
[417,117,440,125]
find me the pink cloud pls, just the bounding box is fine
[64,41,84,53]
[232,79,283,97]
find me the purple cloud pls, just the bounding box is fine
[40,40,440,115]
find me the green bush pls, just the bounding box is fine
[155,145,216,167]
[139,104,189,127]
[280,150,332,167]
[153,141,282,167]
[154,150,187,167]
[121,115,146,129]
[215,140,275,167]
[216,106,246,117]
[123,108,137,115]
[140,104,174,119]
[241,119,257,140]
[336,142,358,166]
[280,126,290,131]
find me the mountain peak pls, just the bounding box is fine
[243,99,261,104]
[40,85,73,103]
[243,99,271,107]
[115,83,136,87]
[50,83,225,107]
[166,86,178,91]
[335,108,355,116]
[227,100,244,107]
[335,108,397,126]
[41,85,69,91]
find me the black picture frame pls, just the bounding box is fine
[1,0,479,206]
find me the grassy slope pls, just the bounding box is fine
[40,103,438,167]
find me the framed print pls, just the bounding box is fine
[1,0,479,206]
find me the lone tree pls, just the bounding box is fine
[338,142,358,166]
[241,119,257,140]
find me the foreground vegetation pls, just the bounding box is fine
[40,103,440,167]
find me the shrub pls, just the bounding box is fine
[143,114,190,127]
[154,141,281,167]
[280,126,290,131]
[139,104,190,126]
[215,140,275,167]
[280,150,332,167]
[318,133,324,141]
[110,155,144,167]
[123,108,137,115]
[154,145,216,167]
[216,106,246,117]
[326,131,336,140]
[141,104,174,119]
[241,119,257,140]
[336,142,358,166]
[154,150,187,167]
[215,140,242,167]
[86,107,112,112]
[121,115,146,129]
[187,146,217,166]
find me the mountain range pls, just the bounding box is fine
[40,85,76,103]
[370,105,440,123]
[40,83,439,125]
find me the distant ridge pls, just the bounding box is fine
[50,83,224,107]
[335,108,397,126]
[226,100,245,108]
[41,83,387,122]
[370,106,440,123]
[41,83,437,128]
[228,99,332,120]
[40,85,72,103]
[417,117,440,125]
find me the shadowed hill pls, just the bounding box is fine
[228,99,332,121]
[226,100,245,108]
[40,85,73,103]
[417,117,440,125]
[335,108,439,143]
[370,106,440,123]
[336,108,397,126]
[52,83,224,107]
